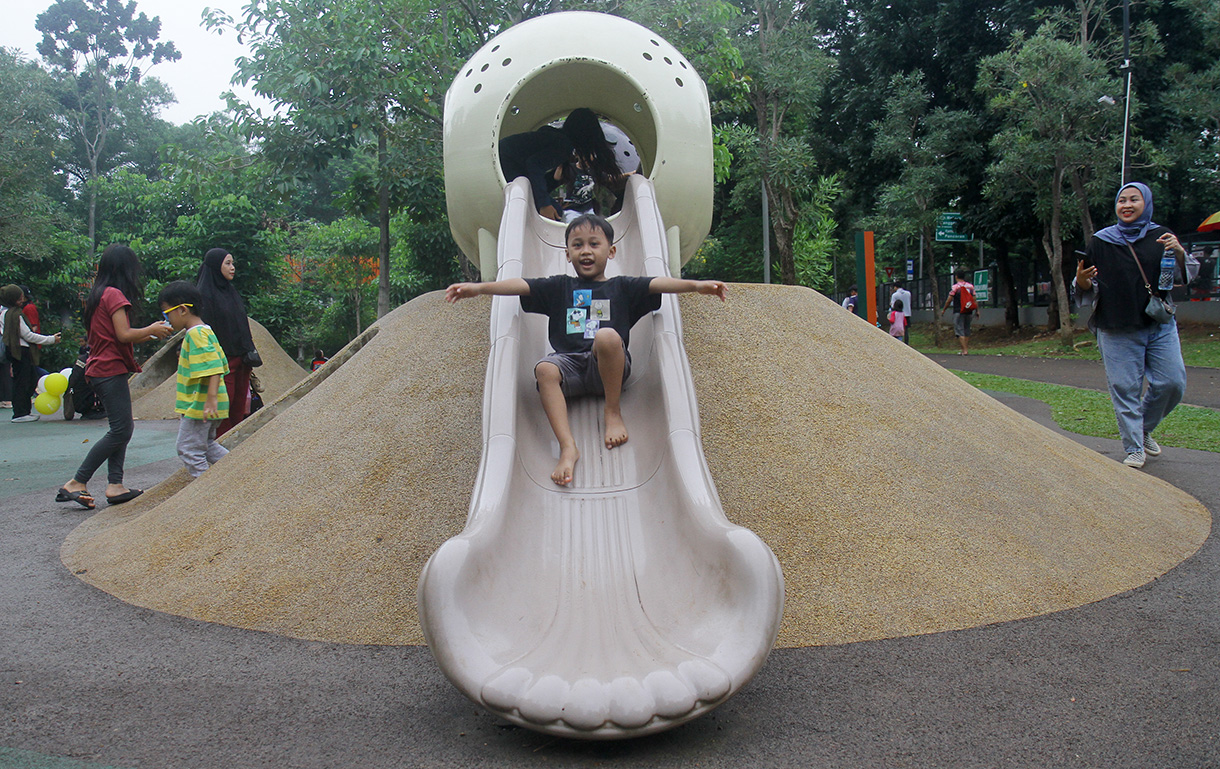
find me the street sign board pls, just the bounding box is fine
[935,212,972,242]
[973,269,990,303]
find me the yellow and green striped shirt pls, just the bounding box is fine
[175,324,230,420]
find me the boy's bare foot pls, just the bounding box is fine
[604,410,628,449]
[552,445,580,486]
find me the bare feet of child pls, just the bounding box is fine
[604,409,628,450]
[552,444,580,486]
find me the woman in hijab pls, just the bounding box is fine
[1,284,61,423]
[1075,182,1190,469]
[197,248,258,436]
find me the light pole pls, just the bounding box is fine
[1120,0,1132,184]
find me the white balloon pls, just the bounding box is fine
[36,374,48,394]
[60,368,73,380]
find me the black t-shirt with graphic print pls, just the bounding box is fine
[521,275,661,354]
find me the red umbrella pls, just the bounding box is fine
[1199,211,1220,233]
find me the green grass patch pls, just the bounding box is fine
[953,370,1220,453]
[913,321,1220,368]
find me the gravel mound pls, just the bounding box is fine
[62,286,1209,647]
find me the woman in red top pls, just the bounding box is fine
[56,245,172,509]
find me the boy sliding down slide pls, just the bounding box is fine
[446,213,726,487]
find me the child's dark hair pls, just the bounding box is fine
[893,298,904,312]
[955,269,969,280]
[565,213,614,244]
[158,280,204,311]
[561,108,620,186]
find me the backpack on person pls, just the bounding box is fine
[956,284,977,314]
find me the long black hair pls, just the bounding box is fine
[196,247,254,358]
[84,244,144,330]
[561,108,621,186]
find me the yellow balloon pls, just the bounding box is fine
[44,372,69,396]
[34,392,61,415]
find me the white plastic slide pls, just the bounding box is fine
[418,176,784,739]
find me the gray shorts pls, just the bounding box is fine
[954,311,973,337]
[536,349,632,398]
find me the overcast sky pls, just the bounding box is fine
[0,0,272,125]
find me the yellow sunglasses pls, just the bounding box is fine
[161,303,193,321]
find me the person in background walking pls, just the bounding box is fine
[941,270,978,355]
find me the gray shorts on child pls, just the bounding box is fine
[536,349,632,398]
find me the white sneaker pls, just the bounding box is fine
[1123,450,1146,468]
[1143,435,1162,456]
[11,414,39,423]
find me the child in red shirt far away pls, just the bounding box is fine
[446,213,727,487]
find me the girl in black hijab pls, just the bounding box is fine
[197,248,257,436]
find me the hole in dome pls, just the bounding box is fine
[502,58,512,66]
[480,63,489,72]
[474,83,482,93]
[675,78,684,87]
[664,57,672,65]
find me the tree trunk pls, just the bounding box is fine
[765,178,798,285]
[87,156,99,257]
[924,226,944,346]
[354,290,363,336]
[1069,169,1095,240]
[377,123,391,318]
[1046,159,1075,343]
[994,240,1020,333]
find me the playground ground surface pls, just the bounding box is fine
[1,355,1218,768]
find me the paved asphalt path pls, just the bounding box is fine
[2,368,1218,768]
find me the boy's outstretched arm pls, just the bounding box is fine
[445,278,531,302]
[648,277,728,301]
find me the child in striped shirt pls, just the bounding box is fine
[158,281,230,477]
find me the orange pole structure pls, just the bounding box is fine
[855,231,878,325]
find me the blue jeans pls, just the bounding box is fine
[1096,321,1186,454]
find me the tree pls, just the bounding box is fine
[792,173,844,291]
[210,0,461,319]
[869,72,979,340]
[36,0,179,254]
[0,50,65,262]
[979,26,1121,342]
[735,0,835,285]
[1161,0,1220,223]
[309,217,379,336]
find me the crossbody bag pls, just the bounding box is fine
[1126,243,1175,325]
